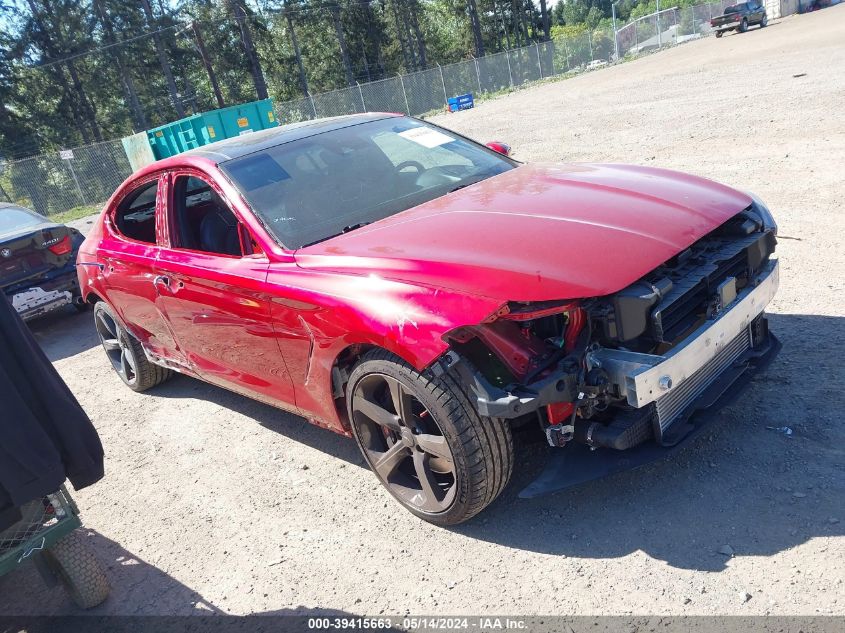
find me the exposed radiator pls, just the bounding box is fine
[655,327,752,432]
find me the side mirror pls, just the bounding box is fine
[485,141,512,157]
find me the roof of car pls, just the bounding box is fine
[183,112,400,163]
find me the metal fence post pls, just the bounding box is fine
[657,0,662,47]
[438,64,447,102]
[612,3,620,61]
[588,32,593,60]
[64,156,86,206]
[474,58,482,93]
[308,93,317,118]
[398,73,411,115]
[536,44,543,79]
[505,51,514,87]
[357,81,366,112]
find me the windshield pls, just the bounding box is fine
[220,117,515,249]
[725,4,746,13]
[0,206,42,234]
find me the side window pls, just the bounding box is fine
[170,175,244,257]
[114,180,158,244]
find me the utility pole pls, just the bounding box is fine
[192,22,225,109]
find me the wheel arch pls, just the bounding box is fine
[327,340,438,432]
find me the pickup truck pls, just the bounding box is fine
[710,2,768,37]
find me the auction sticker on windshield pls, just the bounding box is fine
[398,126,454,148]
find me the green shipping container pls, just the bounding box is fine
[145,99,279,161]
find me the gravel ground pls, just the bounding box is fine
[2,7,843,617]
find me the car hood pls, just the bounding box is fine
[294,163,752,302]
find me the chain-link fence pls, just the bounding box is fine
[0,1,796,220]
[0,139,131,218]
[272,2,751,126]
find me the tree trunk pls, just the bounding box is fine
[357,0,383,77]
[65,60,104,141]
[399,0,419,70]
[539,0,550,41]
[93,0,147,130]
[409,1,427,69]
[494,1,511,50]
[284,3,309,97]
[390,0,413,72]
[512,0,526,47]
[139,0,185,117]
[329,5,356,86]
[192,21,225,108]
[227,0,269,100]
[26,0,101,142]
[466,0,485,57]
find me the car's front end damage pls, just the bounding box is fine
[435,201,780,497]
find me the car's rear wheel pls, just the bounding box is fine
[715,30,723,38]
[739,18,748,32]
[347,349,513,525]
[93,301,172,392]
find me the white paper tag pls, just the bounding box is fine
[398,127,454,148]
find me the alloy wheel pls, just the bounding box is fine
[94,309,137,385]
[351,373,456,513]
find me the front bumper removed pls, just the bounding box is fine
[519,328,781,498]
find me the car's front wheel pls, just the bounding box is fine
[347,350,513,525]
[93,301,172,392]
[760,15,768,27]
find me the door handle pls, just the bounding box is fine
[153,275,170,290]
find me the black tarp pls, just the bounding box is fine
[0,295,103,531]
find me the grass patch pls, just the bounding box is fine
[49,203,102,224]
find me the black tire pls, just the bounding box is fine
[347,349,513,526]
[43,530,110,609]
[715,30,723,38]
[93,301,173,392]
[760,15,768,27]
[739,18,748,32]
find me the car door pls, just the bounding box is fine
[97,174,182,363]
[153,169,298,411]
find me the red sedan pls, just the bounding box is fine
[77,114,780,524]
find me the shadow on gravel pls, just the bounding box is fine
[451,313,845,572]
[26,306,99,363]
[0,528,221,616]
[153,374,366,468]
[23,308,845,574]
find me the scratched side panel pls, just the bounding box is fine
[266,264,502,432]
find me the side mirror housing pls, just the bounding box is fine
[485,141,512,157]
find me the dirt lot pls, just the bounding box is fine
[2,6,843,617]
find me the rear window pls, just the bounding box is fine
[0,207,42,234]
[114,180,158,244]
[725,4,746,12]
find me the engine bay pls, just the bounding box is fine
[442,207,778,452]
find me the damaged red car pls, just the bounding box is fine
[77,114,780,525]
